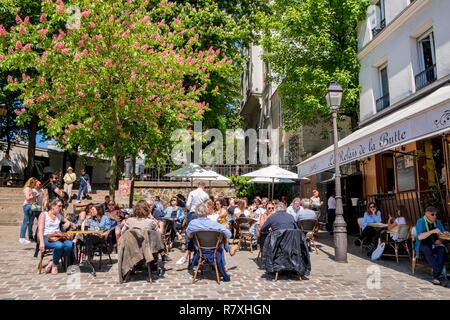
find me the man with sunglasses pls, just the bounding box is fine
[415,206,449,287]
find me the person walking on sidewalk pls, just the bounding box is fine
[63,167,76,202]
[77,169,91,203]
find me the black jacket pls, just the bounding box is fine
[262,229,311,276]
[260,211,298,233]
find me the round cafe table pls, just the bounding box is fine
[439,233,450,241]
[67,230,102,276]
[368,223,388,229]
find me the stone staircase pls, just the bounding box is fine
[0,187,112,226]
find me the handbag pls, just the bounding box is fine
[371,239,386,260]
[47,232,74,242]
[31,202,41,211]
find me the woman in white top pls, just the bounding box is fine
[234,199,250,219]
[37,199,73,274]
[20,177,38,244]
[29,180,45,241]
[387,205,408,241]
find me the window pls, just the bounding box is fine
[415,31,436,90]
[376,65,390,112]
[396,155,416,192]
[372,0,386,37]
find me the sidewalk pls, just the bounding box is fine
[0,225,448,300]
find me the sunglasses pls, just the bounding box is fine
[267,207,274,210]
[369,206,376,209]
[429,213,436,216]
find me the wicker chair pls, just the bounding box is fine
[357,217,371,254]
[381,224,411,264]
[235,217,256,252]
[298,219,319,255]
[191,231,224,284]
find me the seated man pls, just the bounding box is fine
[415,206,449,287]
[296,199,318,221]
[186,204,238,274]
[286,197,303,221]
[260,202,298,234]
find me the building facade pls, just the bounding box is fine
[298,0,450,226]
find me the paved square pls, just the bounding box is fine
[0,225,448,300]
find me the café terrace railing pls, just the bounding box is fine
[366,189,450,228]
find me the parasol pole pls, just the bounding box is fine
[271,177,275,200]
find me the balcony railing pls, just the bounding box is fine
[415,64,437,90]
[371,19,386,37]
[375,93,390,112]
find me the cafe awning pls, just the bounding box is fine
[297,85,450,177]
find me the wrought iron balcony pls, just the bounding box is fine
[371,19,386,37]
[415,64,437,90]
[375,93,390,112]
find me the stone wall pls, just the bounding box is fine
[115,181,236,207]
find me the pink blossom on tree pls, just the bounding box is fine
[0,25,7,37]
[15,16,22,25]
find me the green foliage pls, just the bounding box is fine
[259,0,369,131]
[229,175,254,197]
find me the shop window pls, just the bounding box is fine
[396,154,416,192]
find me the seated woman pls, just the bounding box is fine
[107,201,129,243]
[215,199,228,227]
[162,196,185,240]
[234,199,250,219]
[387,205,408,241]
[37,199,74,274]
[354,202,382,255]
[415,206,449,287]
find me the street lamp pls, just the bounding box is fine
[325,81,347,263]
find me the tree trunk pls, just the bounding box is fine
[25,116,38,181]
[109,150,118,200]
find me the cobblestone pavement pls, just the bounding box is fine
[0,225,449,300]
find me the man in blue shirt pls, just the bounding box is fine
[184,203,237,269]
[415,207,449,287]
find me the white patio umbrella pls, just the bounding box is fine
[242,165,309,199]
[165,163,229,188]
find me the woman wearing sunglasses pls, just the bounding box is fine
[415,206,449,287]
[37,199,74,274]
[354,202,382,255]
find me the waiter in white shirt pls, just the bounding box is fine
[186,181,209,224]
[327,194,336,235]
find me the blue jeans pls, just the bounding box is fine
[77,185,87,200]
[20,204,33,239]
[43,236,74,265]
[420,244,447,279]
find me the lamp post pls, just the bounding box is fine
[325,81,347,263]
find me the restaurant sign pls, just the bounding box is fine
[298,102,450,177]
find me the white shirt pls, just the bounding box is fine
[234,208,250,218]
[297,209,318,221]
[43,212,62,236]
[207,213,219,222]
[186,187,209,213]
[287,205,303,220]
[328,197,336,210]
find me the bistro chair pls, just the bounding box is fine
[357,217,371,254]
[410,226,434,276]
[162,218,175,252]
[36,238,68,274]
[381,224,412,264]
[192,231,224,284]
[235,217,256,252]
[298,219,319,255]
